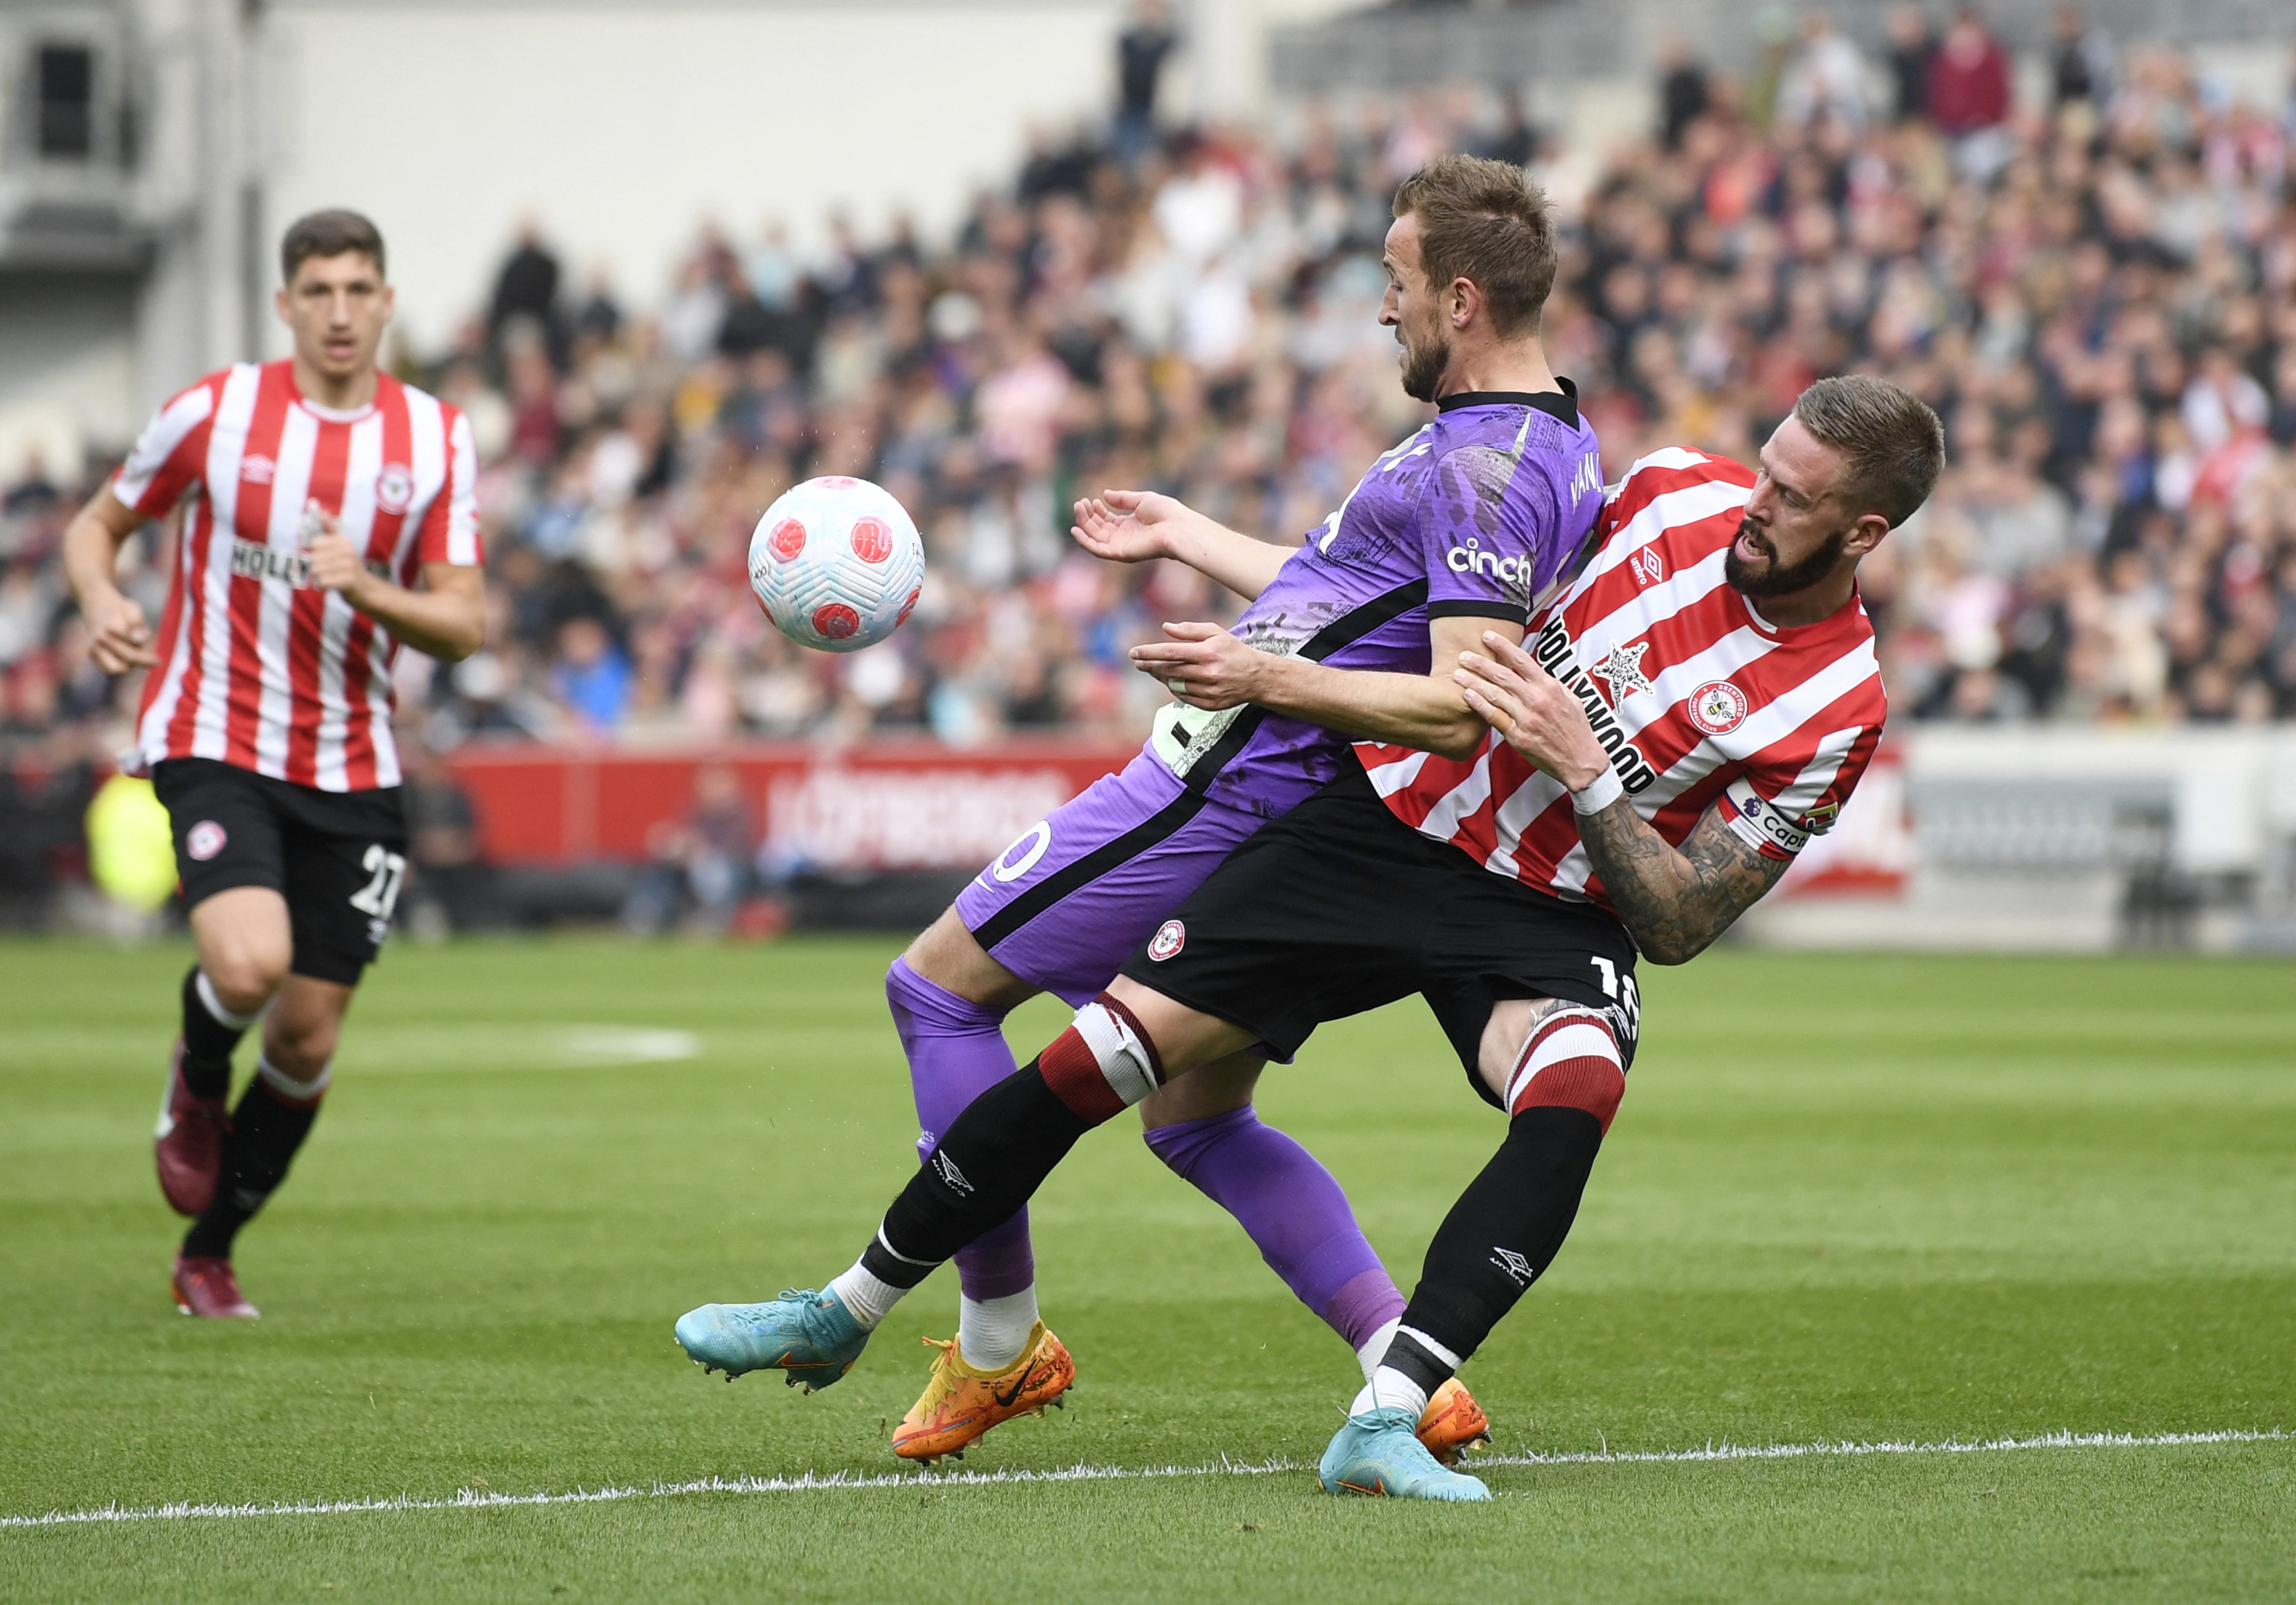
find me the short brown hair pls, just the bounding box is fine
[281,209,386,284]
[1793,375,1946,528]
[1391,155,1557,337]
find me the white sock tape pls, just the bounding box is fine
[1069,1002,1160,1109]
[256,1055,331,1103]
[1502,1008,1621,1111]
[1396,1324,1463,1372]
[195,971,264,1030]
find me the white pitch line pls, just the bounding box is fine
[3,1428,2282,1531]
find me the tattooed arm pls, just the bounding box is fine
[1451,631,1790,965]
[1566,798,1790,965]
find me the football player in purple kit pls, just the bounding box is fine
[676,155,1606,1464]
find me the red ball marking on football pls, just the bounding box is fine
[849,517,893,564]
[895,586,921,625]
[811,602,861,640]
[769,519,807,561]
[816,476,859,489]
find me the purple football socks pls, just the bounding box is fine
[886,958,1036,1300]
[1144,1106,1406,1351]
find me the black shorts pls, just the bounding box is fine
[152,757,409,987]
[1118,764,1641,1108]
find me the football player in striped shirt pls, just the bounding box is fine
[677,157,1599,1468]
[62,210,485,1318]
[688,376,1941,1498]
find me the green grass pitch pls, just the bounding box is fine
[2,935,2292,1601]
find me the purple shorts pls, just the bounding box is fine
[954,749,1270,1006]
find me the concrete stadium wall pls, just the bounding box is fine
[257,1,1133,355]
[1739,726,2296,954]
[1271,0,2296,91]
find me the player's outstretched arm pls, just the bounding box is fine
[306,517,486,662]
[1454,633,1788,964]
[1132,613,1513,761]
[62,490,159,673]
[1071,489,1291,602]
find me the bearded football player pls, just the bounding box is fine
[676,155,1602,1466]
[677,375,1943,1499]
[62,210,484,1318]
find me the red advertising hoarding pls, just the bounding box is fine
[444,739,1139,869]
[442,737,1908,894]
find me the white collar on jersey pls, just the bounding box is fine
[298,397,377,424]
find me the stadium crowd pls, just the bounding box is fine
[6,13,2296,876]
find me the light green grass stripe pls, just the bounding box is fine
[6,1428,2282,1530]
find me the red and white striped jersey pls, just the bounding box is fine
[116,360,481,792]
[1357,448,1887,919]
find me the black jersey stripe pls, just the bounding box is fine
[969,784,1211,950]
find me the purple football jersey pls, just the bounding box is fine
[1150,386,1604,817]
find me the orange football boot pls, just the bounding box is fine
[1415,1378,1491,1465]
[891,1322,1075,1463]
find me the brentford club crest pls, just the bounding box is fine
[1147,919,1185,961]
[186,821,228,861]
[1688,679,1750,735]
[375,463,414,515]
[1592,640,1652,705]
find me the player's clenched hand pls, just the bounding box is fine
[1455,631,1611,792]
[303,512,372,600]
[84,587,156,673]
[1070,488,1199,564]
[1131,622,1269,710]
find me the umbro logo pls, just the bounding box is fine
[1631,548,1664,587]
[240,454,277,485]
[932,1150,974,1196]
[1489,1246,1535,1286]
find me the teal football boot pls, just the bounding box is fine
[1318,1406,1493,1501]
[675,1287,870,1392]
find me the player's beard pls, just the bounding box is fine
[1725,517,1850,599]
[1399,322,1450,403]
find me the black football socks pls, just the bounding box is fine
[859,1057,1095,1292]
[179,966,253,1100]
[1380,1105,1606,1398]
[181,1079,321,1260]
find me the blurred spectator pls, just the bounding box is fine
[1479,88,1539,168]
[1885,5,1937,124]
[1113,0,1178,165]
[551,617,631,733]
[1928,7,2013,177]
[620,762,757,934]
[573,265,624,345]
[0,739,96,926]
[398,734,494,935]
[2052,6,2117,110]
[488,219,563,355]
[1656,35,1710,151]
[1776,13,1871,132]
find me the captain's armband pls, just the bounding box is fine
[1717,776,1810,860]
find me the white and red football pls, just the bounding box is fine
[747,476,925,654]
